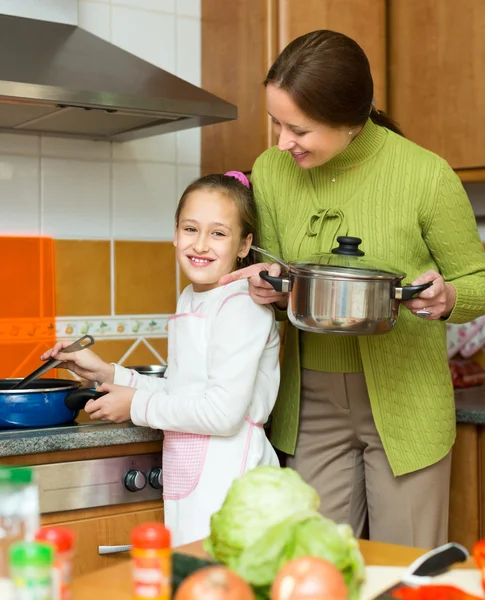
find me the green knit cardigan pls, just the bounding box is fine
[252,118,485,476]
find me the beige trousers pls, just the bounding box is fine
[286,369,451,548]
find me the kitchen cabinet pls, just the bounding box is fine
[450,387,485,550]
[201,0,387,174]
[388,0,485,170]
[42,501,163,577]
[2,440,164,577]
[277,0,386,110]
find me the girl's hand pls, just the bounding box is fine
[402,270,456,320]
[84,383,135,423]
[219,262,289,308]
[41,341,115,383]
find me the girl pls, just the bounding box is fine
[42,171,281,546]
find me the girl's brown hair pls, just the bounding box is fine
[265,30,403,136]
[175,174,258,269]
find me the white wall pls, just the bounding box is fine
[0,0,201,241]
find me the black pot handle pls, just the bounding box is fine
[394,281,433,301]
[260,271,291,293]
[64,388,108,411]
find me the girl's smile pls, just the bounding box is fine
[174,190,251,292]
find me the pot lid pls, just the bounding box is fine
[292,237,406,280]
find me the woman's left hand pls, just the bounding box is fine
[84,383,136,423]
[402,270,456,320]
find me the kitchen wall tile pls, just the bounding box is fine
[41,136,111,161]
[0,156,40,235]
[111,0,176,13]
[42,158,111,239]
[78,1,111,41]
[176,17,201,85]
[113,162,177,240]
[176,129,201,166]
[177,165,200,199]
[90,339,134,363]
[0,341,56,379]
[146,337,168,361]
[121,341,166,367]
[176,0,201,18]
[0,237,55,319]
[0,133,39,156]
[54,240,111,316]
[112,132,177,163]
[111,5,176,72]
[114,241,176,314]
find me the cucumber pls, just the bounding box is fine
[171,552,217,597]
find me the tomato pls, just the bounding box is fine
[174,565,255,600]
[270,556,348,600]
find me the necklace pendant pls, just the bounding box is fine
[331,177,336,183]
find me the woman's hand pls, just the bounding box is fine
[84,383,135,423]
[220,262,289,308]
[41,341,115,383]
[402,270,456,320]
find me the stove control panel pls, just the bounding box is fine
[124,469,147,492]
[34,453,163,513]
[148,467,163,489]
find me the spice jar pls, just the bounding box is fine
[0,466,39,598]
[131,522,171,600]
[35,527,75,600]
[9,541,54,600]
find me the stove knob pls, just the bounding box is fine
[124,469,147,492]
[148,467,163,490]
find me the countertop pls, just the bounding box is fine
[0,420,163,457]
[71,538,476,600]
[455,385,485,424]
[0,385,483,459]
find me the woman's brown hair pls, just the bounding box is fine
[265,30,403,136]
[175,174,258,269]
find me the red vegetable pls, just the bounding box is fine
[392,584,481,600]
[473,539,485,594]
[174,565,255,600]
[270,556,348,600]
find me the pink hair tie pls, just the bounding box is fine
[224,171,250,189]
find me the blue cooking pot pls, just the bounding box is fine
[0,378,106,428]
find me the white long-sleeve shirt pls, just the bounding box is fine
[114,279,281,546]
[114,279,281,436]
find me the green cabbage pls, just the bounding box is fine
[231,511,365,600]
[203,466,320,566]
[203,466,365,600]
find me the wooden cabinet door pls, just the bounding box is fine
[201,0,278,174]
[389,0,485,169]
[41,502,163,577]
[278,0,387,110]
[449,424,480,551]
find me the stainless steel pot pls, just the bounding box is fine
[127,365,167,377]
[255,236,432,336]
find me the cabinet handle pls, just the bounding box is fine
[98,544,132,554]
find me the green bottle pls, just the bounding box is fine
[9,541,54,600]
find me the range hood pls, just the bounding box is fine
[0,13,237,141]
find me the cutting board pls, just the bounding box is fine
[361,566,483,599]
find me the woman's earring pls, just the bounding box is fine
[348,131,353,136]
[237,256,243,263]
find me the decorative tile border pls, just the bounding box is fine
[0,318,56,343]
[55,316,170,339]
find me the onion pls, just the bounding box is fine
[174,565,255,600]
[270,556,348,600]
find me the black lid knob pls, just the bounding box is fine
[331,236,365,256]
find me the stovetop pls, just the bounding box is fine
[0,419,133,438]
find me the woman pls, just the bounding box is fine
[221,29,485,548]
